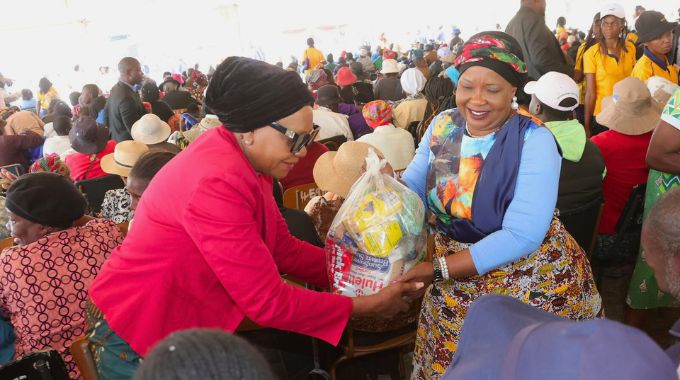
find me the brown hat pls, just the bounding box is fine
[596,77,663,135]
[101,140,149,177]
[69,116,110,154]
[313,141,384,198]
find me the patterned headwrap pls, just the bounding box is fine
[30,155,71,177]
[454,31,527,88]
[362,100,393,128]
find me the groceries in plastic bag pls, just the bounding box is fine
[325,149,426,297]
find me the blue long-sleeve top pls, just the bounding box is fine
[402,114,561,275]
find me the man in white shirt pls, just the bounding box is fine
[313,85,354,142]
[43,116,73,157]
[357,100,415,171]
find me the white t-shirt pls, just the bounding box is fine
[312,107,354,141]
[43,136,72,157]
[357,124,415,171]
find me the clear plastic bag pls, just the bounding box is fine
[325,149,426,297]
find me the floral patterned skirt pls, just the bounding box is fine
[411,216,602,380]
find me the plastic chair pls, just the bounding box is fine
[318,135,347,151]
[70,337,100,380]
[558,197,603,258]
[75,175,125,215]
[283,183,321,210]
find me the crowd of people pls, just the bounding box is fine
[1,0,680,379]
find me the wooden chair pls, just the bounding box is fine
[70,337,100,380]
[117,222,129,238]
[318,135,347,151]
[282,183,321,210]
[330,317,418,380]
[0,237,14,251]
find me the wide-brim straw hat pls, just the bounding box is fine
[313,141,384,198]
[596,77,663,136]
[132,113,172,144]
[101,140,150,177]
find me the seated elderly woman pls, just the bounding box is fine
[64,116,116,181]
[400,31,602,379]
[392,68,428,130]
[100,140,150,223]
[85,57,420,380]
[0,172,123,378]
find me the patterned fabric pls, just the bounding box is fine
[411,217,602,380]
[29,154,70,176]
[362,100,393,128]
[627,170,680,309]
[661,88,680,129]
[0,197,9,240]
[100,188,133,224]
[453,34,527,74]
[0,219,123,379]
[426,110,534,243]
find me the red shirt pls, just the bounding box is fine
[279,142,328,190]
[64,140,116,181]
[88,127,352,356]
[591,130,651,234]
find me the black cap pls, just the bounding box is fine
[6,172,87,228]
[316,85,343,107]
[636,11,678,44]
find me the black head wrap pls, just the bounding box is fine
[204,57,314,133]
[6,172,87,229]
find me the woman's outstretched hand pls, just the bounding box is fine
[352,281,424,318]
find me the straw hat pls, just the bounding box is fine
[101,140,150,177]
[596,77,663,135]
[313,141,384,198]
[131,114,172,144]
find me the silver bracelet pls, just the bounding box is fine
[439,256,450,281]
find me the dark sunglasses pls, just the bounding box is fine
[269,122,320,154]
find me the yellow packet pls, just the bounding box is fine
[360,221,403,257]
[351,192,402,231]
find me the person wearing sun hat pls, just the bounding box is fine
[592,77,661,244]
[373,59,405,102]
[401,31,601,380]
[305,141,389,240]
[64,115,116,181]
[131,113,178,153]
[86,56,420,380]
[631,10,679,84]
[442,294,678,380]
[525,72,605,243]
[99,140,149,223]
[313,85,353,141]
[357,100,414,171]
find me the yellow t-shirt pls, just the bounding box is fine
[583,41,637,115]
[302,47,325,74]
[574,43,588,104]
[37,87,58,110]
[631,53,679,84]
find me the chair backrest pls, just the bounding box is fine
[70,337,100,380]
[283,183,321,210]
[76,175,125,215]
[0,164,25,177]
[117,222,129,238]
[558,197,603,256]
[318,135,347,151]
[0,349,70,380]
[0,237,14,251]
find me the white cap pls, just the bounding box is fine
[524,72,579,112]
[599,3,625,19]
[381,59,400,74]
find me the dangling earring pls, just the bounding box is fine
[511,96,519,111]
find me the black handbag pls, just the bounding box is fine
[0,350,70,380]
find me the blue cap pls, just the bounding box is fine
[443,295,678,380]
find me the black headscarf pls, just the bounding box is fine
[6,172,87,229]
[204,57,314,133]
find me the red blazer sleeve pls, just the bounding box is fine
[183,175,352,345]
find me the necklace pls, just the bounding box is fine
[465,124,501,138]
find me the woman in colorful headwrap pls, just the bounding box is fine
[399,31,602,380]
[85,57,422,380]
[357,100,415,171]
